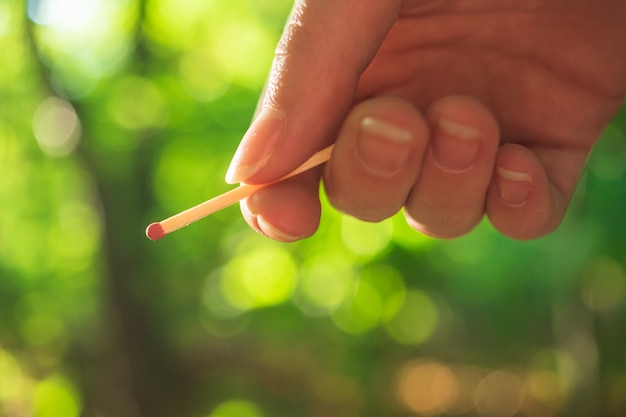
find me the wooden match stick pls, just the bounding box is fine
[146,144,334,240]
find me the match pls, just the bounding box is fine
[146,144,335,241]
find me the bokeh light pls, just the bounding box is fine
[396,359,459,416]
[0,3,13,37]
[440,223,496,266]
[340,216,393,258]
[207,399,262,417]
[448,364,484,415]
[295,253,355,316]
[179,46,232,102]
[473,370,525,417]
[49,200,101,275]
[361,264,406,321]
[0,349,28,409]
[524,370,568,417]
[28,0,134,97]
[329,264,408,334]
[311,374,363,417]
[14,293,68,371]
[209,18,275,88]
[385,290,439,345]
[33,375,81,417]
[32,97,80,156]
[220,245,297,311]
[331,276,383,334]
[28,0,99,32]
[109,76,169,131]
[528,348,578,390]
[579,256,626,312]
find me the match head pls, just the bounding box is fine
[146,222,165,241]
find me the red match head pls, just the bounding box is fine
[146,222,165,241]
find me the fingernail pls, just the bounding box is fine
[357,117,413,176]
[432,118,481,173]
[257,215,301,242]
[496,167,531,206]
[225,107,285,184]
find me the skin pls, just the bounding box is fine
[225,0,626,241]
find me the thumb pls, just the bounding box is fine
[225,0,402,185]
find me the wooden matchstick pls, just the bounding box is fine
[146,144,334,240]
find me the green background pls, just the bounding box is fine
[1,1,626,416]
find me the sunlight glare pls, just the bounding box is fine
[28,0,99,31]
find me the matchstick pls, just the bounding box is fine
[146,144,335,240]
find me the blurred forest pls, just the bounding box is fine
[1,0,626,416]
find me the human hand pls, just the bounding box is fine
[225,0,626,241]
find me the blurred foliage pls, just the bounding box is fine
[1,0,626,416]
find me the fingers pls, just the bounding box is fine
[323,97,430,221]
[238,96,428,242]
[226,0,402,242]
[236,92,589,242]
[241,169,322,242]
[403,96,590,240]
[485,143,589,240]
[326,96,542,240]
[225,0,401,185]
[404,96,500,238]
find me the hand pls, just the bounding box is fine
[225,0,626,241]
